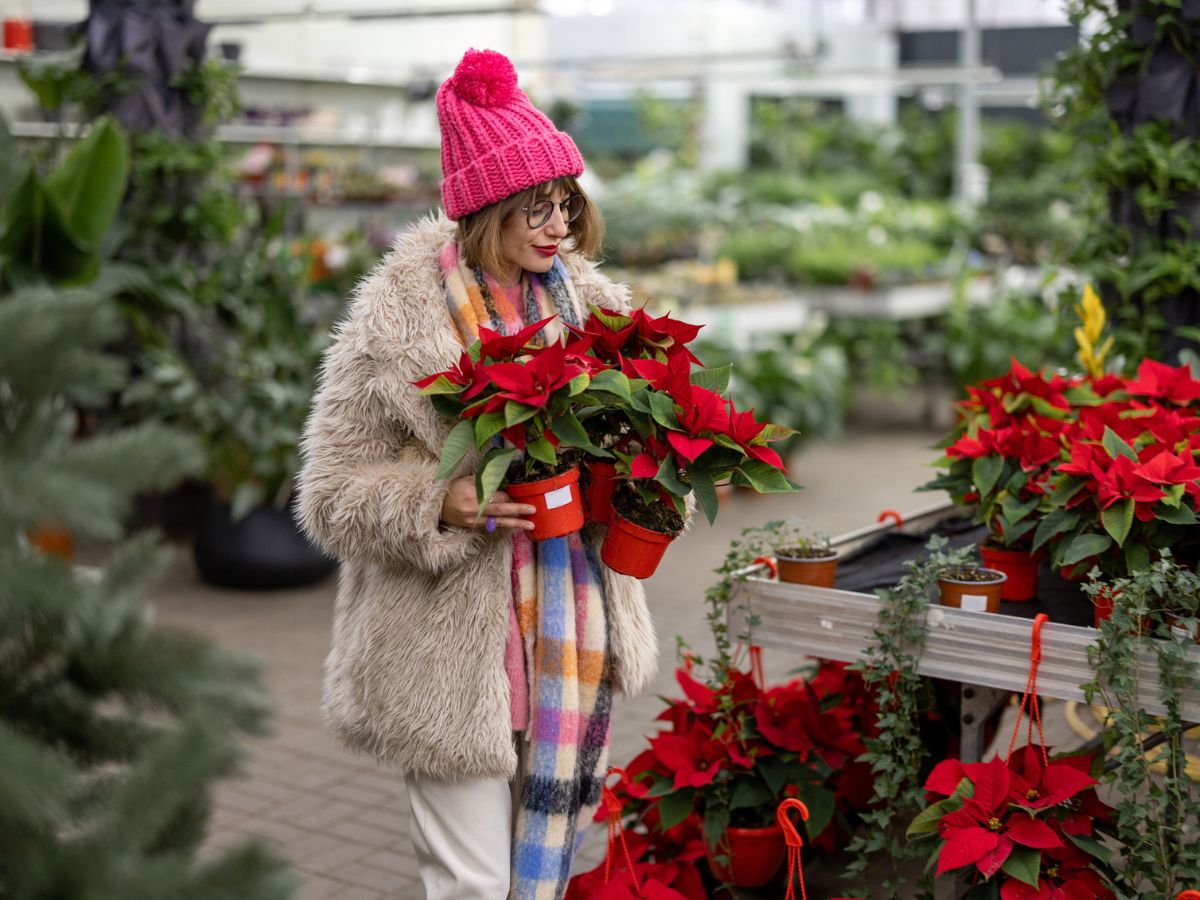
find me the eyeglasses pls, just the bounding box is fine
[521,194,586,230]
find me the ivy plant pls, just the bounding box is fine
[843,535,973,899]
[1081,554,1200,898]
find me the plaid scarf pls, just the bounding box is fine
[440,241,613,900]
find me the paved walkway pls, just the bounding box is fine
[152,426,973,898]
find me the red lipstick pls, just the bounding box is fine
[533,245,558,258]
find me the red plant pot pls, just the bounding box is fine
[980,544,1043,602]
[3,19,33,52]
[600,512,675,579]
[1093,588,1115,629]
[505,467,584,542]
[704,825,787,888]
[583,461,617,527]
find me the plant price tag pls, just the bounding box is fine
[544,485,574,510]
[960,593,989,613]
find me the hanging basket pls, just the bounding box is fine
[505,466,585,541]
[600,512,676,579]
[703,823,787,888]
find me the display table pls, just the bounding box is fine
[729,501,1200,751]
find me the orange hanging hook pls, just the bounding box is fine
[601,767,641,893]
[878,509,904,527]
[778,799,811,900]
[1031,613,1048,665]
[750,645,765,690]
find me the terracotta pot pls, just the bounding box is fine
[776,553,838,588]
[26,525,74,560]
[938,569,1006,614]
[3,19,33,52]
[704,824,787,888]
[505,467,584,541]
[600,512,675,579]
[980,544,1043,602]
[582,461,617,527]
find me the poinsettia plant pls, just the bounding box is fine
[413,316,611,508]
[569,658,878,894]
[1033,358,1200,578]
[907,747,1116,899]
[921,359,1099,550]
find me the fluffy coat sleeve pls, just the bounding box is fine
[296,300,483,575]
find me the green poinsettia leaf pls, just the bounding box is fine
[418,374,463,395]
[588,368,632,403]
[906,797,963,838]
[1101,498,1135,547]
[1157,503,1196,525]
[474,411,507,449]
[1032,508,1080,551]
[589,303,633,331]
[798,784,836,840]
[1001,846,1042,889]
[435,419,475,481]
[648,392,680,430]
[1059,532,1113,566]
[525,435,557,466]
[972,455,1004,499]
[690,364,731,396]
[729,777,772,811]
[1065,832,1110,863]
[1101,426,1138,462]
[475,446,516,511]
[658,786,695,830]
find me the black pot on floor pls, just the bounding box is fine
[193,501,336,590]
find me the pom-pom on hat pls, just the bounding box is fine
[437,48,584,221]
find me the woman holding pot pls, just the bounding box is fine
[296,48,659,900]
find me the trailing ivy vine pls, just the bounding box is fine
[843,535,973,899]
[1082,555,1200,899]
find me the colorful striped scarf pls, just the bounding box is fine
[440,241,613,900]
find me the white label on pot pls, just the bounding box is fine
[544,485,574,510]
[960,593,989,613]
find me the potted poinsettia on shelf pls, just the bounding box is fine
[1033,358,1200,599]
[921,359,1096,602]
[414,316,610,541]
[907,747,1115,899]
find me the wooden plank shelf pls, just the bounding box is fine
[731,577,1200,722]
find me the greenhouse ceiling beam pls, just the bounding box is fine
[209,2,537,26]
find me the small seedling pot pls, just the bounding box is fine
[938,568,1007,614]
[776,551,838,588]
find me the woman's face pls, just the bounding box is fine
[496,188,573,285]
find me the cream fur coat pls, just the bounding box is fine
[296,215,659,780]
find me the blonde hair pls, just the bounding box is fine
[457,175,604,279]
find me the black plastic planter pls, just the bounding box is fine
[193,501,336,590]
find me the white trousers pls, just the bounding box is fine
[404,739,525,900]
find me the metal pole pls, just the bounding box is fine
[954,0,985,209]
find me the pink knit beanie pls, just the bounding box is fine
[437,48,584,221]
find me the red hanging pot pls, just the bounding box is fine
[600,512,676,579]
[980,544,1043,602]
[704,824,787,888]
[505,467,584,542]
[584,460,618,527]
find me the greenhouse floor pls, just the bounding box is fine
[151,424,1087,899]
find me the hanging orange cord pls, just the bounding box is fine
[1006,613,1051,766]
[601,767,642,894]
[778,798,811,900]
[750,644,766,690]
[753,555,779,579]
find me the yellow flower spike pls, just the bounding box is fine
[1074,284,1110,378]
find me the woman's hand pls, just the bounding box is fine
[440,475,536,531]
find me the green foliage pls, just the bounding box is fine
[0,115,129,289]
[1082,556,1200,898]
[1047,0,1200,361]
[843,536,974,898]
[0,282,293,896]
[598,163,717,267]
[692,323,848,451]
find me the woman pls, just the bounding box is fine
[296,48,659,900]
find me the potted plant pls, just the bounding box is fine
[908,748,1115,898]
[937,563,1007,613]
[415,316,611,540]
[1033,358,1200,593]
[774,526,838,588]
[922,358,1094,601]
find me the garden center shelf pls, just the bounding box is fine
[729,501,1200,729]
[799,275,994,320]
